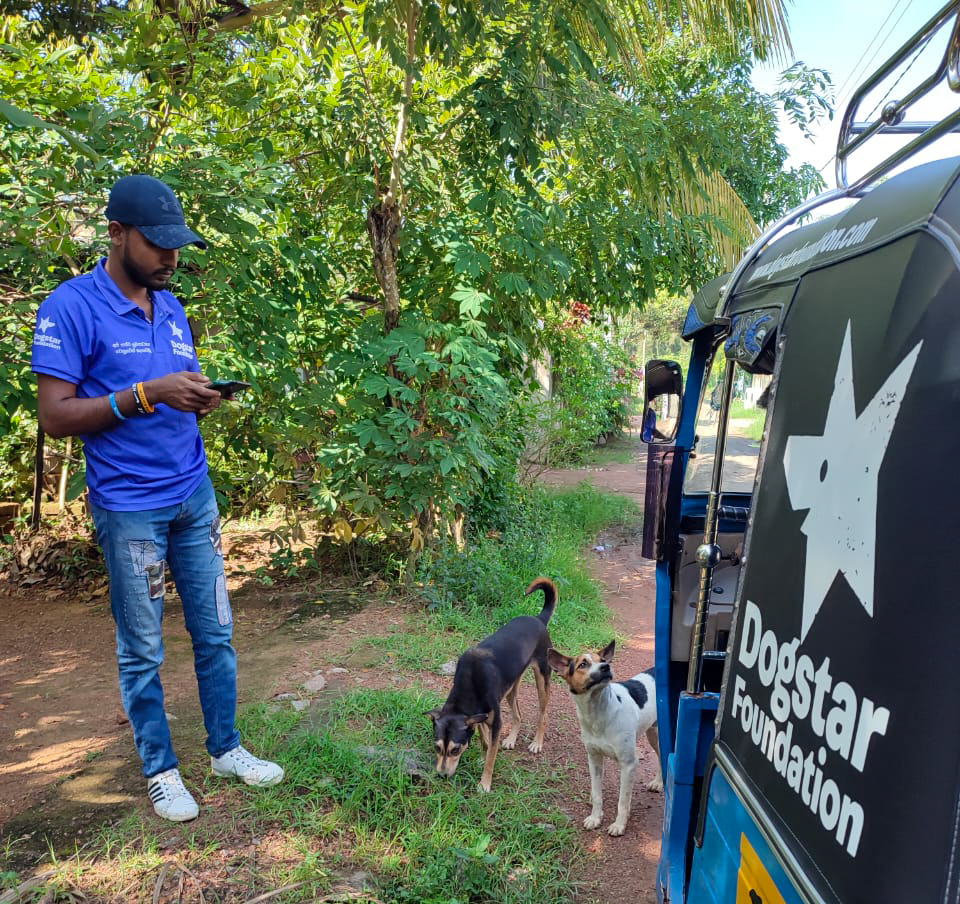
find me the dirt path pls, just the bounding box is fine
[0,431,661,903]
[537,431,661,904]
[0,552,407,857]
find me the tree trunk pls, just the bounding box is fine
[57,436,72,512]
[366,0,417,339]
[404,503,435,588]
[31,425,44,532]
[450,504,467,550]
[366,200,402,335]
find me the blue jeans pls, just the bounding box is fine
[91,476,240,777]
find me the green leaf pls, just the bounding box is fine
[0,99,100,161]
[360,375,391,398]
[495,271,530,295]
[354,421,384,447]
[451,284,491,318]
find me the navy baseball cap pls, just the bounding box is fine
[105,174,207,250]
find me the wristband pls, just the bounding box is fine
[135,381,155,414]
[130,384,147,416]
[108,391,126,421]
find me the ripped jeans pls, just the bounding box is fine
[91,476,240,777]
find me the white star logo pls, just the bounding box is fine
[783,322,922,640]
[169,321,184,341]
[38,317,54,334]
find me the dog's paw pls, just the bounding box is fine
[583,814,603,830]
[501,735,518,750]
[527,739,543,754]
[645,775,664,793]
[607,822,627,837]
[478,779,492,793]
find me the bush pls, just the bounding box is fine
[403,482,638,663]
[536,307,635,466]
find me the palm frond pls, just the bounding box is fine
[666,167,760,269]
[556,0,792,68]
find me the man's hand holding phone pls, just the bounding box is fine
[146,372,222,413]
[209,380,251,399]
[143,374,250,418]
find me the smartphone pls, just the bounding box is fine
[209,380,251,396]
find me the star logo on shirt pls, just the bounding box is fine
[169,321,184,341]
[783,322,922,640]
[37,317,55,334]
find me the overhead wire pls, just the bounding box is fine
[863,31,935,122]
[818,0,941,176]
[792,0,907,176]
[832,0,911,109]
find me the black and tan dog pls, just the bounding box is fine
[427,577,556,792]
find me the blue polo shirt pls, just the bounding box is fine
[31,260,208,511]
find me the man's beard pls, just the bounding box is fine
[122,246,174,290]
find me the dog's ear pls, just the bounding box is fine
[425,708,442,722]
[599,639,616,662]
[547,648,571,673]
[465,712,490,727]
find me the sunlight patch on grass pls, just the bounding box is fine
[581,433,639,467]
[276,689,580,903]
[729,400,765,441]
[6,678,585,903]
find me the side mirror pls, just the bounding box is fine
[642,359,683,444]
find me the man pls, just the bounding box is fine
[31,174,283,822]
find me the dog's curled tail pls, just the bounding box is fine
[525,577,558,624]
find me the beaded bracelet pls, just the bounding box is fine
[135,381,155,414]
[108,391,126,421]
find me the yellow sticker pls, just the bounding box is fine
[736,833,786,904]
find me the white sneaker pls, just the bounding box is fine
[211,745,284,787]
[147,768,199,822]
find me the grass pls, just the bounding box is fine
[3,695,582,903]
[278,690,580,903]
[728,399,766,442]
[0,483,635,902]
[580,431,639,468]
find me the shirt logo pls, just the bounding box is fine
[112,340,151,356]
[34,316,61,350]
[168,319,194,360]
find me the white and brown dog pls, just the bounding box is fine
[548,639,662,836]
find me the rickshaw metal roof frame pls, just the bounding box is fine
[837,1,960,190]
[717,0,960,324]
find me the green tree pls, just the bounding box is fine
[0,0,828,568]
